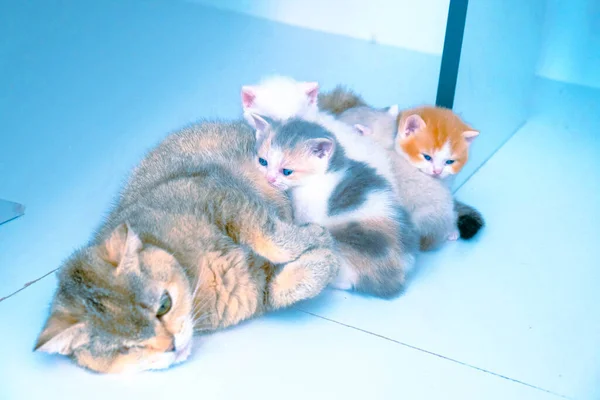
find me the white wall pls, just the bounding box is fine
[185,0,449,55]
[536,0,600,90]
[451,0,546,190]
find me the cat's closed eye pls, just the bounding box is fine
[118,344,144,354]
[258,157,268,166]
[157,291,172,318]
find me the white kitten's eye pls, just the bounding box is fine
[282,169,293,176]
[423,153,432,161]
[445,160,455,165]
[258,157,268,166]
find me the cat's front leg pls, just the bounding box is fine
[239,217,332,265]
[267,244,340,309]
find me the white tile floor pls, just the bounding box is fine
[1,1,599,400]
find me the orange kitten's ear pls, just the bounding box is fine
[353,124,372,136]
[463,130,479,144]
[34,312,87,355]
[307,138,334,159]
[244,112,271,142]
[399,114,426,139]
[300,81,319,104]
[241,86,256,109]
[98,223,142,269]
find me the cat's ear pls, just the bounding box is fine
[353,124,372,136]
[34,312,87,355]
[244,112,271,142]
[463,130,479,144]
[307,138,334,159]
[98,223,142,270]
[301,82,319,104]
[241,86,256,109]
[399,114,426,139]
[387,105,399,118]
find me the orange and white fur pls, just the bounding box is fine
[396,106,479,186]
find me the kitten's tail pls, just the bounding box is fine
[318,85,367,115]
[454,200,485,239]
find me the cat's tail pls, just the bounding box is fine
[454,200,485,239]
[318,85,367,115]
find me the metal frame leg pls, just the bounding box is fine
[436,0,469,109]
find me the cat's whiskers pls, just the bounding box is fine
[192,312,214,331]
[191,296,212,319]
[192,305,210,321]
[189,270,202,301]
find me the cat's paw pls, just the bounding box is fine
[301,223,333,248]
[448,230,460,241]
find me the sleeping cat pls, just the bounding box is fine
[34,120,339,373]
[338,105,461,248]
[244,112,418,296]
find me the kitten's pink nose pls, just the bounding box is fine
[267,175,277,183]
[433,168,442,175]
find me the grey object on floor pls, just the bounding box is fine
[0,199,25,225]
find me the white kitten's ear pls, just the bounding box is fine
[98,223,142,271]
[387,105,399,118]
[308,138,334,159]
[399,114,426,139]
[34,313,87,355]
[244,112,271,141]
[463,130,479,144]
[353,124,372,136]
[241,86,256,109]
[301,82,319,104]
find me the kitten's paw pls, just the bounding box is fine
[448,230,460,241]
[329,262,357,291]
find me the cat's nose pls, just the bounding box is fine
[267,176,277,183]
[433,169,442,175]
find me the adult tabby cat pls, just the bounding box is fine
[34,120,339,373]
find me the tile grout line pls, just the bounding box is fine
[295,307,572,400]
[0,269,58,303]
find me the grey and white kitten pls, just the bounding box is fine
[246,113,418,298]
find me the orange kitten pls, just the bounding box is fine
[395,106,479,180]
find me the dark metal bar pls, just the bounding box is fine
[435,0,469,109]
